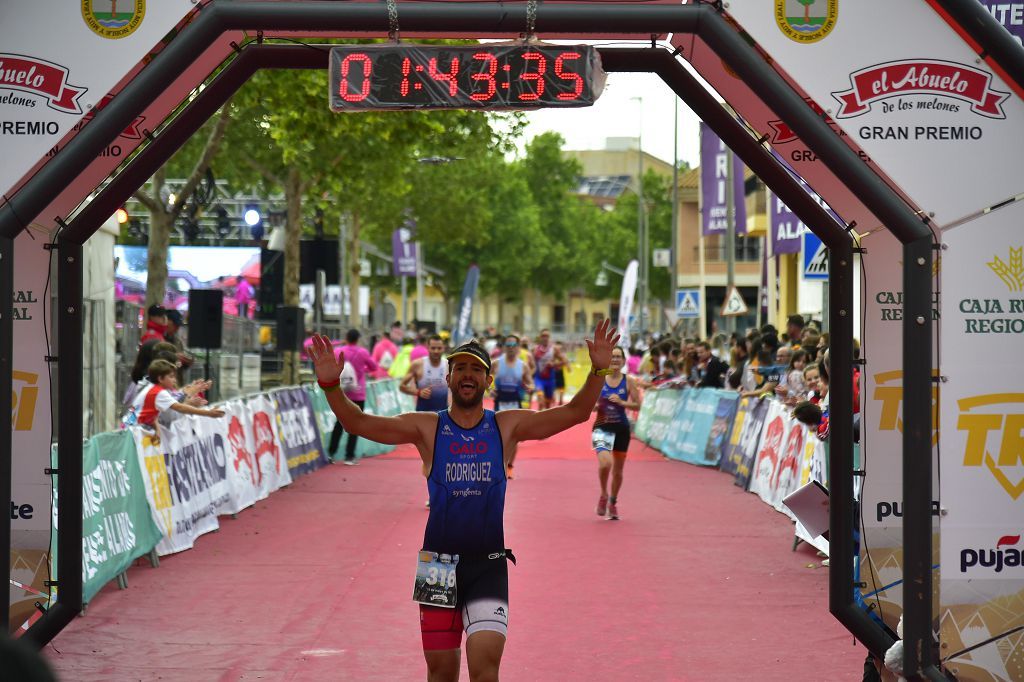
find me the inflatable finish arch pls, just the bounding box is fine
[1,2,1021,679]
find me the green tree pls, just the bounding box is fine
[132,104,232,309]
[518,132,606,299]
[798,0,816,23]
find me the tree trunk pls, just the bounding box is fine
[282,168,303,384]
[144,169,171,309]
[347,211,362,329]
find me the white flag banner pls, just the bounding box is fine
[246,394,292,500]
[617,260,639,349]
[938,199,1024,682]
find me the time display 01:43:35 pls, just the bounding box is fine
[328,44,605,111]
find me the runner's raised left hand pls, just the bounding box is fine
[309,334,343,384]
[585,318,619,371]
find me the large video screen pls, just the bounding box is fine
[115,245,260,318]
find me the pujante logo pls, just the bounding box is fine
[988,246,1024,292]
[958,393,1024,500]
[832,59,1009,119]
[82,0,145,40]
[0,54,87,114]
[775,0,838,44]
[960,534,1022,574]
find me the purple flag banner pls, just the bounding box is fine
[769,192,804,255]
[391,223,417,277]
[978,2,1024,45]
[699,123,746,236]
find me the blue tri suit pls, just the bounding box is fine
[423,409,506,556]
[493,355,524,411]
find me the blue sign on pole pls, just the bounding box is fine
[675,289,700,318]
[802,231,829,281]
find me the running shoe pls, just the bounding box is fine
[596,494,608,517]
[342,459,359,466]
[506,463,515,480]
[607,501,619,520]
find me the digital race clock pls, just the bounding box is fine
[328,43,605,112]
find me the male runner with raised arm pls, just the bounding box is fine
[308,320,617,682]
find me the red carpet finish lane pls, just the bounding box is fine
[46,417,865,681]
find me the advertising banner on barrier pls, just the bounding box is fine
[644,388,682,451]
[938,201,1024,681]
[221,401,260,515]
[662,389,723,465]
[726,397,771,489]
[81,430,162,604]
[749,401,803,511]
[132,419,229,556]
[705,393,740,466]
[634,389,658,444]
[273,387,329,478]
[246,394,291,500]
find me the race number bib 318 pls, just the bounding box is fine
[413,551,458,608]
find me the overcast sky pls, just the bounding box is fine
[518,69,704,168]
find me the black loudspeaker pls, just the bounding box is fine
[276,306,305,352]
[259,248,284,320]
[188,289,224,349]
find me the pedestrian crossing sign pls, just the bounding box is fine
[721,286,748,317]
[675,289,700,318]
[802,231,829,281]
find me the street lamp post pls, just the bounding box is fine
[632,96,647,335]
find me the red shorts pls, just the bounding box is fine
[419,557,509,651]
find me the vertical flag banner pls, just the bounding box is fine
[699,123,746,236]
[392,223,418,277]
[939,201,1024,682]
[617,260,639,349]
[769,191,805,255]
[453,264,480,347]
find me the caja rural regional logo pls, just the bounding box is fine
[958,393,1024,500]
[775,0,838,44]
[988,246,1024,292]
[82,0,145,40]
[831,59,1009,119]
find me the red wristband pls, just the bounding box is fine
[318,378,340,389]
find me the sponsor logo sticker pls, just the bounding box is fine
[988,246,1024,292]
[0,54,87,114]
[958,393,1024,499]
[832,59,1009,119]
[82,0,145,40]
[775,0,838,44]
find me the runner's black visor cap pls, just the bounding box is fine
[447,343,491,373]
